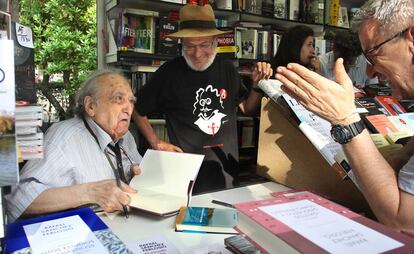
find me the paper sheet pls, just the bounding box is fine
[259,200,403,254]
[23,215,109,254]
[126,235,180,254]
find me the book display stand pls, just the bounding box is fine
[256,97,372,216]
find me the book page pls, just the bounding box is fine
[282,94,342,165]
[259,200,403,254]
[23,215,109,254]
[128,150,204,214]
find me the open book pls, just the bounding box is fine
[128,150,204,216]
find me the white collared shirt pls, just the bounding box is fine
[6,116,142,222]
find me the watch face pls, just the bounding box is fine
[331,126,351,144]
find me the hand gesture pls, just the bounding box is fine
[309,56,321,74]
[154,140,183,152]
[275,58,360,125]
[251,62,273,84]
[88,179,137,213]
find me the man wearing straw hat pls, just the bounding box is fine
[133,4,272,194]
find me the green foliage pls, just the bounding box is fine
[19,0,97,113]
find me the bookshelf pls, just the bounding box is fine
[96,0,366,159]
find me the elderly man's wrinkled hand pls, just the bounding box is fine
[155,140,183,152]
[275,58,360,125]
[130,164,141,176]
[252,62,273,84]
[88,179,136,213]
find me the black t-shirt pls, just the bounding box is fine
[136,56,248,193]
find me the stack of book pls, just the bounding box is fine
[15,105,44,160]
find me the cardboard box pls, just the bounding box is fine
[257,98,373,216]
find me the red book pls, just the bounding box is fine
[375,96,407,115]
[234,190,414,253]
[364,114,398,135]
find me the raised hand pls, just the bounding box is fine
[251,62,273,84]
[275,58,360,125]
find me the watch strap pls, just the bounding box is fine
[347,119,366,137]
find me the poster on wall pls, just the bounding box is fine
[0,39,19,187]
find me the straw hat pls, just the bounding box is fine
[167,4,228,38]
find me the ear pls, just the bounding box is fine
[83,96,96,117]
[408,26,414,63]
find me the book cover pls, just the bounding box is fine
[370,133,391,148]
[387,116,414,134]
[4,207,131,254]
[128,150,204,216]
[356,97,388,115]
[375,95,407,116]
[118,9,158,54]
[13,22,36,103]
[216,31,237,58]
[240,29,258,59]
[175,206,238,234]
[398,112,414,129]
[274,0,287,19]
[234,190,414,253]
[157,12,179,56]
[261,0,274,17]
[364,114,398,135]
[289,0,300,20]
[0,40,19,188]
[224,235,267,254]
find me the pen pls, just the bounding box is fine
[116,178,129,219]
[212,199,234,208]
[113,168,129,219]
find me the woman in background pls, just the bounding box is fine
[271,25,319,73]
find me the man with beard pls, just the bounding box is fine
[133,4,272,194]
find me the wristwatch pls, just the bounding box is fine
[330,119,366,144]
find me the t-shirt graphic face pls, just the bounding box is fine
[193,84,227,136]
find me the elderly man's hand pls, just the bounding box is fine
[130,164,141,176]
[154,140,183,152]
[251,62,273,84]
[275,58,360,125]
[88,179,137,213]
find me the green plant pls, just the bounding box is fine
[19,0,97,119]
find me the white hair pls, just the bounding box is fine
[75,69,127,117]
[352,0,414,37]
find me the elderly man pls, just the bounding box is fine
[6,70,142,222]
[133,4,272,194]
[275,0,414,232]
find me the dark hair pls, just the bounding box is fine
[333,30,362,59]
[271,25,314,68]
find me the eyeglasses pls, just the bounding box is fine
[362,28,410,66]
[182,41,214,52]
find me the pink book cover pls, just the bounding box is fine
[234,190,414,253]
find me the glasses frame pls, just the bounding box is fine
[182,40,215,52]
[362,27,410,66]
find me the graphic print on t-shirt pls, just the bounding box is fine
[193,85,227,136]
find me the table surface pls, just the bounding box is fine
[100,182,290,253]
